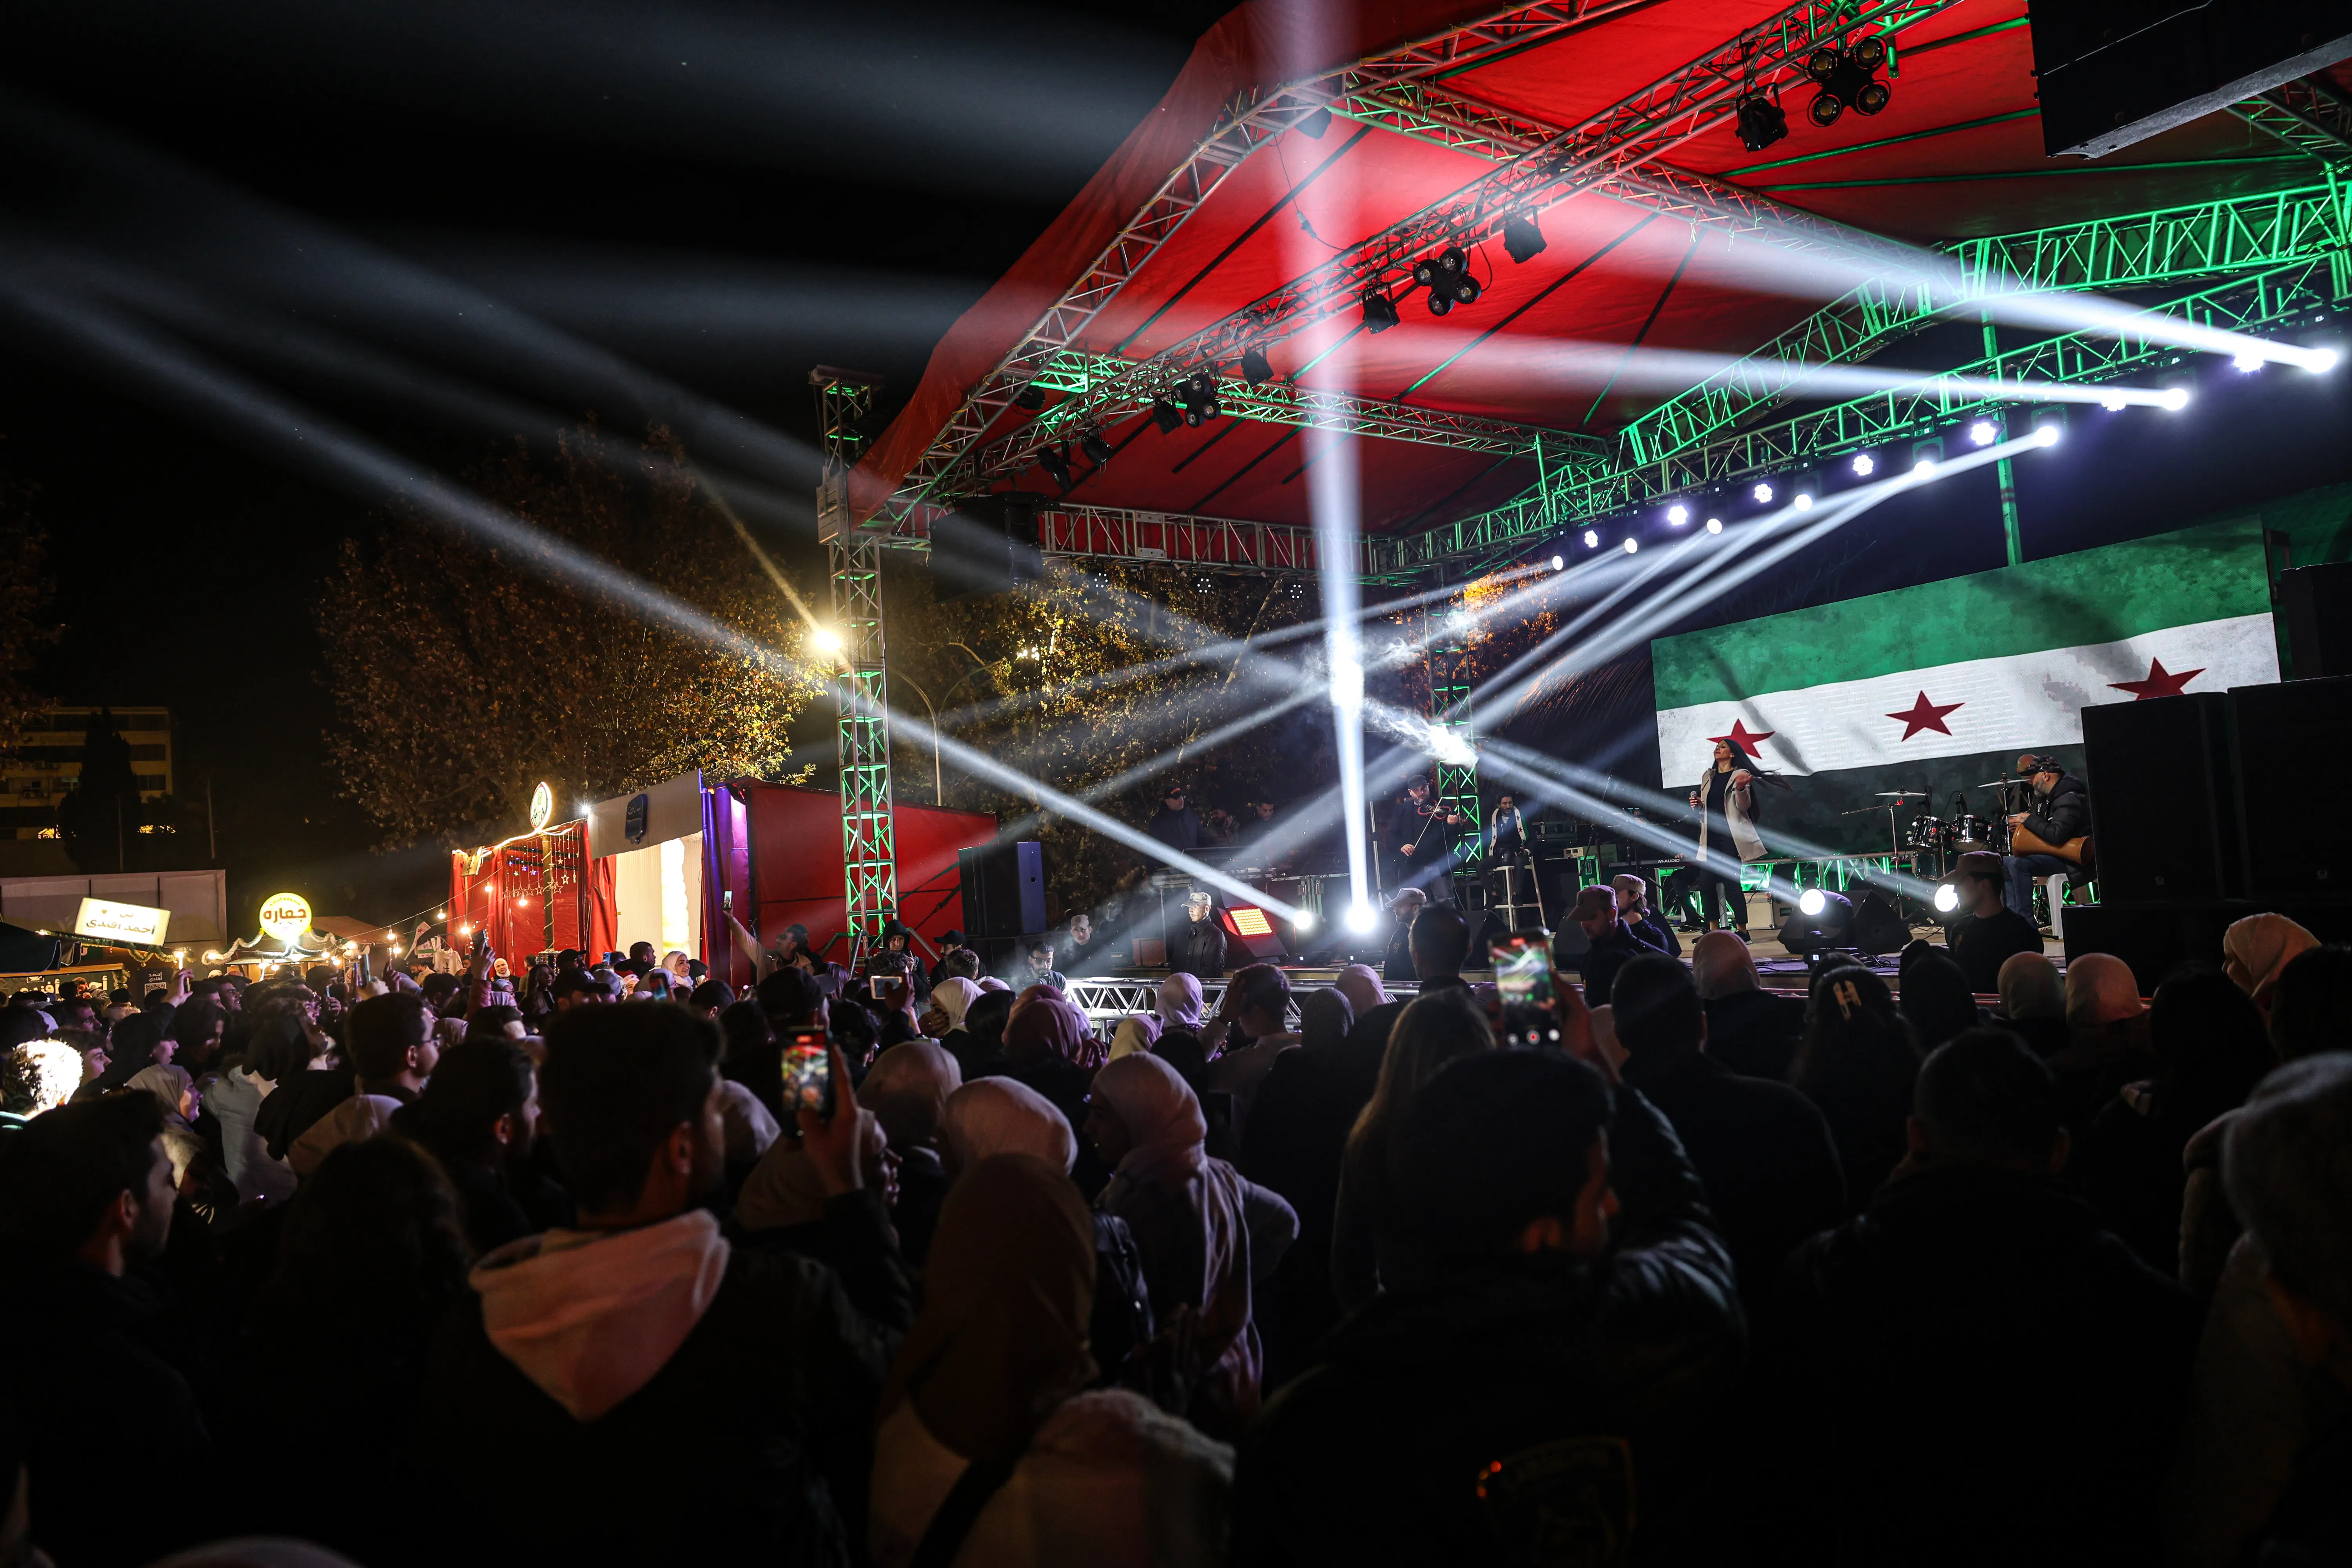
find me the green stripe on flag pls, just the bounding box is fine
[1651,519,2272,711]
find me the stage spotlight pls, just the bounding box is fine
[2307,348,2341,373]
[1913,457,1937,477]
[1706,518,1723,534]
[2099,390,2129,411]
[1913,437,1943,474]
[1622,537,1639,554]
[1297,105,1333,139]
[1345,902,1377,935]
[1802,41,1891,127]
[1038,445,1073,488]
[1362,290,1400,333]
[2034,420,2062,447]
[1735,93,1788,152]
[1934,882,1960,913]
[1151,398,1183,434]
[1502,211,1546,265]
[1808,91,1844,127]
[1550,554,1566,570]
[2233,351,2265,372]
[1428,290,1454,318]
[2162,387,2191,411]
[1667,503,1689,525]
[1582,528,1600,548]
[1793,492,1814,511]
[1781,887,1855,956]
[1753,481,1774,503]
[1854,79,1891,115]
[1851,452,1875,475]
[809,626,844,656]
[1240,344,1274,386]
[1014,383,1046,411]
[1292,908,1318,932]
[1851,34,1888,70]
[1969,419,1998,446]
[1798,887,1826,916]
[1080,426,1114,465]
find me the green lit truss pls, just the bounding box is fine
[1412,178,2352,575]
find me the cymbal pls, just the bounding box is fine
[1971,778,2020,788]
[1872,791,1928,797]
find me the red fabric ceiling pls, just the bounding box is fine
[859,0,2339,536]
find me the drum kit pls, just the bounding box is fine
[1887,777,2030,876]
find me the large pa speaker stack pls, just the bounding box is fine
[2081,692,2240,901]
[2232,674,2352,898]
[957,840,1045,940]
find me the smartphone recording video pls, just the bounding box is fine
[1491,932,1555,1010]
[783,1029,834,1119]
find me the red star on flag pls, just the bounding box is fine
[1886,690,1964,740]
[2109,657,2205,700]
[1708,719,1775,759]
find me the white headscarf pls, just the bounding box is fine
[931,976,983,1030]
[1156,971,1204,1031]
[941,1078,1076,1174]
[1109,1014,1161,1060]
[1091,1051,1207,1186]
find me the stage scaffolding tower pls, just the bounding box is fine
[1425,602,1483,873]
[812,367,897,960]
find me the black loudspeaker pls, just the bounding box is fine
[2278,563,2352,681]
[2231,676,2352,898]
[2081,692,2239,902]
[931,493,1044,601]
[957,840,1045,939]
[2027,0,2352,158]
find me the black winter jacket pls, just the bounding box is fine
[2021,771,2091,845]
[1232,1087,1744,1567]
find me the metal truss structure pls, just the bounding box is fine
[875,0,1963,523]
[1425,621,1485,866]
[1410,180,2352,571]
[2228,76,2352,169]
[1062,971,1421,1031]
[813,367,899,956]
[868,0,1664,528]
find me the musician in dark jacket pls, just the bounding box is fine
[2002,754,2089,922]
[1171,889,1229,979]
[1387,776,1465,889]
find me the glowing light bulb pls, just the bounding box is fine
[2232,352,2265,372]
[1582,529,1599,548]
[1934,883,1960,913]
[809,626,845,656]
[1345,902,1377,935]
[1666,503,1689,525]
[1622,537,1639,554]
[2035,423,2061,447]
[1292,909,1317,933]
[1969,420,1997,446]
[2305,347,2340,374]
[1705,518,1722,535]
[1851,453,1875,476]
[1550,554,1565,571]
[2161,387,2190,411]
[1798,888,1826,916]
[1792,493,1814,512]
[1913,459,1937,477]
[2099,390,2128,411]
[1752,482,1774,503]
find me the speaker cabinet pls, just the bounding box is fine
[2279,563,2352,681]
[2082,692,2239,901]
[2232,676,2352,898]
[957,840,1045,938]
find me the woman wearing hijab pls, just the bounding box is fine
[1108,1014,1160,1061]
[1898,950,1983,1049]
[868,1155,1232,1568]
[1201,964,1298,1141]
[858,1041,962,1267]
[1792,967,1922,1215]
[2052,952,2153,1136]
[1156,972,1205,1035]
[1002,989,1109,1196]
[2221,913,2319,1015]
[929,976,983,1053]
[1995,951,2071,1058]
[955,989,1016,1081]
[1086,1053,1297,1439]
[943,1078,1153,1392]
[1329,987,1493,1311]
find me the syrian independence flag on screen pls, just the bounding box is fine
[1648,521,2283,852]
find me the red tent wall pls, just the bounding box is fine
[740,784,997,965]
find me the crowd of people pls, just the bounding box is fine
[2,902,2351,1567]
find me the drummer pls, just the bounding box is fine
[2002,753,2091,925]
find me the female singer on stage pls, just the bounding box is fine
[1684,740,1768,935]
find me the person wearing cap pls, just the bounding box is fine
[2002,752,2090,925]
[928,929,972,989]
[1147,785,1202,853]
[1942,850,2044,994]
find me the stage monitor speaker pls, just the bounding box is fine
[957,840,1045,939]
[2081,692,2239,901]
[2232,675,2352,897]
[2026,0,2352,158]
[2279,562,2352,681]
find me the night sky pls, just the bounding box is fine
[2,0,2347,929]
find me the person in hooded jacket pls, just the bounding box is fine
[1086,1052,1296,1441]
[415,1002,909,1568]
